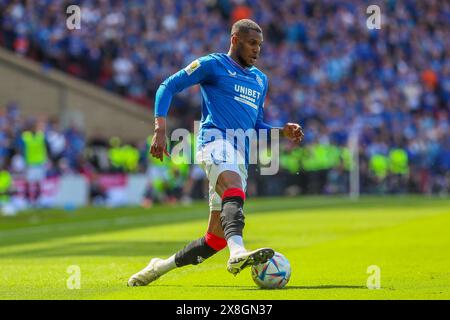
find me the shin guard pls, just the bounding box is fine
[220,188,246,240]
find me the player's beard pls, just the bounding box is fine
[237,54,252,67]
[235,44,252,67]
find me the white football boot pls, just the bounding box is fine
[127,258,163,287]
[227,248,275,275]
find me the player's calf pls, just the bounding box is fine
[219,188,246,240]
[175,232,227,267]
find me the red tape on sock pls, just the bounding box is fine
[205,232,227,251]
[222,188,246,201]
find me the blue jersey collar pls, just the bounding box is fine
[225,54,252,74]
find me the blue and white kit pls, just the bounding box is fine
[154,53,275,210]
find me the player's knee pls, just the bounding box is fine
[216,171,243,195]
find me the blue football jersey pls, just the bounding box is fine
[154,53,274,165]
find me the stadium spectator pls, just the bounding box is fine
[0,0,448,198]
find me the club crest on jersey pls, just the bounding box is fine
[184,59,201,75]
[256,75,264,88]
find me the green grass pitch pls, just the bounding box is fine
[0,196,449,300]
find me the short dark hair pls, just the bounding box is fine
[231,19,262,36]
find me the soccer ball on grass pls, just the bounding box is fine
[251,252,291,289]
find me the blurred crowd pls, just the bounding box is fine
[0,103,86,175]
[0,0,449,203]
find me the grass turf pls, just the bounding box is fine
[0,196,449,300]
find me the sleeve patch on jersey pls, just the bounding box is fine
[256,75,264,89]
[184,59,201,76]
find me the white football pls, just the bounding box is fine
[251,252,291,289]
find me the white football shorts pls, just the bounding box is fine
[196,139,248,212]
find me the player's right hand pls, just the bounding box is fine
[150,130,170,162]
[282,123,304,144]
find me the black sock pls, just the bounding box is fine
[174,237,219,267]
[220,196,245,240]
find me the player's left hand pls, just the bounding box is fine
[282,123,304,144]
